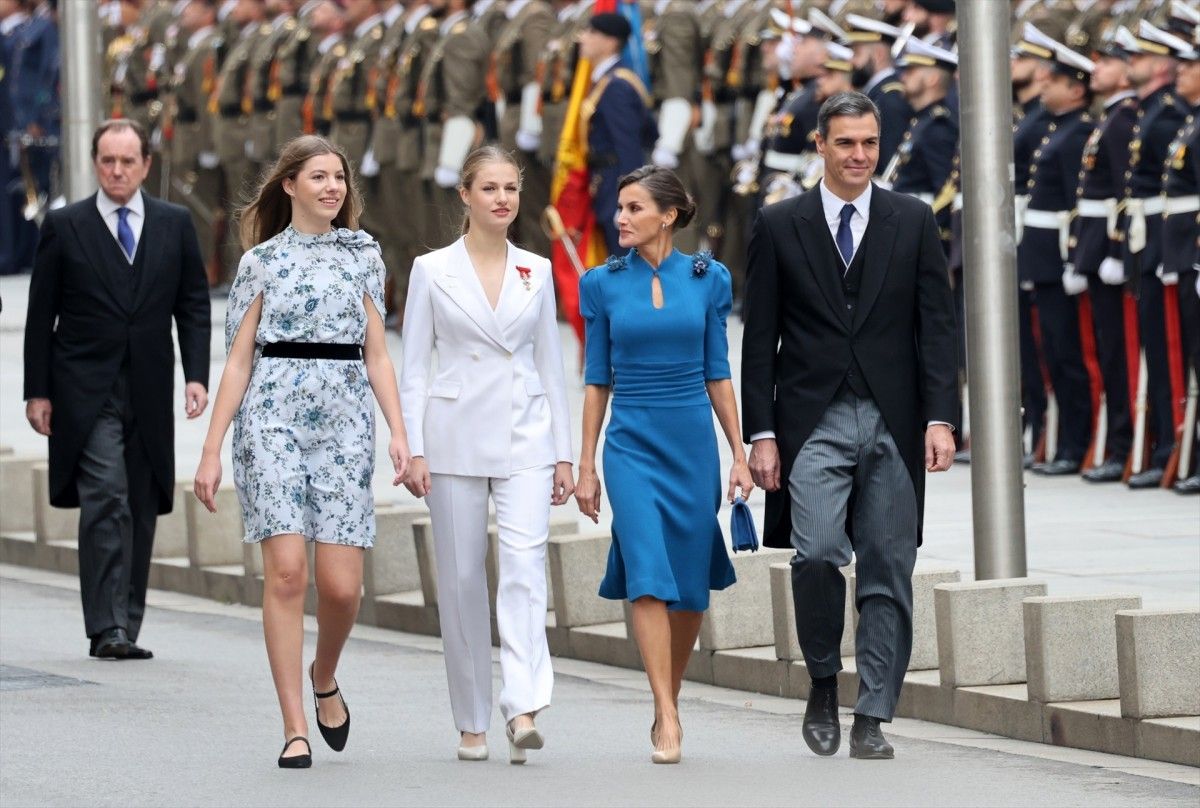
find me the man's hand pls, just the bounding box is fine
[749,438,781,492]
[26,398,52,436]
[184,382,208,418]
[925,424,955,472]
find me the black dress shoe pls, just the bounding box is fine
[310,662,350,752]
[92,627,131,659]
[124,643,154,660]
[1174,474,1200,494]
[849,714,894,759]
[1034,458,1081,476]
[277,736,312,769]
[1083,459,1125,483]
[1127,468,1165,489]
[802,685,841,757]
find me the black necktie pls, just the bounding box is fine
[837,203,855,268]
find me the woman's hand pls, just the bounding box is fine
[575,466,602,523]
[193,451,222,513]
[727,457,755,503]
[404,456,431,498]
[551,461,575,506]
[389,433,412,485]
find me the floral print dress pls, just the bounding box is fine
[225,225,386,548]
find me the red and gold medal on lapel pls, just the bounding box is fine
[517,266,532,291]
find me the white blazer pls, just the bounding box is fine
[400,237,573,478]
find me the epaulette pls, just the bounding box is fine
[284,17,297,31]
[606,253,629,272]
[371,24,383,40]
[450,20,468,36]
[259,23,272,35]
[297,27,310,42]
[931,105,949,118]
[1163,93,1175,107]
[881,82,904,94]
[613,67,654,108]
[210,35,225,49]
[690,250,713,278]
[420,17,437,31]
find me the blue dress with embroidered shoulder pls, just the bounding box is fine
[580,248,737,611]
[224,225,386,548]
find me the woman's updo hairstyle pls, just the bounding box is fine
[459,145,524,235]
[617,165,697,230]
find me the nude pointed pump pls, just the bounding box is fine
[506,720,545,765]
[457,734,489,761]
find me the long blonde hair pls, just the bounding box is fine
[238,135,363,248]
[458,145,524,236]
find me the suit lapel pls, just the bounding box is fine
[791,189,850,330]
[854,187,898,332]
[131,192,164,312]
[70,195,130,311]
[432,238,512,351]
[496,246,546,332]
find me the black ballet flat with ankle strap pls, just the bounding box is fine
[310,662,351,752]
[277,736,312,769]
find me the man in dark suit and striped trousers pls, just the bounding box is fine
[23,119,211,660]
[741,92,959,759]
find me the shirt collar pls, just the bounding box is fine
[187,25,214,50]
[863,68,892,95]
[474,0,499,17]
[440,10,467,36]
[318,32,341,53]
[271,12,290,31]
[239,21,258,39]
[355,14,382,39]
[405,4,431,34]
[505,0,532,19]
[558,3,578,22]
[1104,89,1136,110]
[383,3,404,28]
[217,0,236,21]
[590,54,620,83]
[724,0,746,18]
[0,12,28,34]
[97,188,145,218]
[819,180,871,222]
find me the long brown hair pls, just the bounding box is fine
[458,145,523,236]
[238,135,363,249]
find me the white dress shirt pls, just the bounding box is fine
[820,179,871,266]
[95,188,145,263]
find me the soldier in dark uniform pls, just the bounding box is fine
[1118,22,1189,489]
[757,18,827,203]
[578,11,655,254]
[1071,39,1139,483]
[1161,34,1200,494]
[843,13,910,169]
[904,0,955,51]
[1018,40,1097,476]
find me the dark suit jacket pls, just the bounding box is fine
[741,185,959,548]
[23,191,210,513]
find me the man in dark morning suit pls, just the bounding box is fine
[742,91,958,760]
[1018,39,1096,476]
[1071,41,1138,484]
[578,11,656,254]
[23,120,211,660]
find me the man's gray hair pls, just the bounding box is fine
[817,91,881,139]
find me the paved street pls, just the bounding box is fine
[1,275,1196,608]
[1,564,1197,807]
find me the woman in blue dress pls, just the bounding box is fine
[193,136,411,768]
[575,166,754,764]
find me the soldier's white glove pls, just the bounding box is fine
[198,151,219,169]
[1156,264,1178,286]
[1062,265,1088,296]
[244,140,255,159]
[150,127,163,148]
[434,166,461,189]
[693,100,718,155]
[515,129,541,153]
[1098,256,1126,285]
[360,148,380,178]
[731,142,750,162]
[735,161,756,189]
[651,146,679,169]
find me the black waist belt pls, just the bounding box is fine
[129,90,159,104]
[335,111,372,123]
[260,342,362,360]
[253,99,274,112]
[175,110,198,124]
[219,103,243,117]
[504,90,522,104]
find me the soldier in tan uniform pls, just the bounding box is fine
[245,0,298,171]
[270,0,323,147]
[302,0,347,137]
[418,0,490,247]
[645,0,702,252]
[117,0,174,193]
[167,0,224,278]
[536,1,592,177]
[210,0,266,280]
[378,0,439,323]
[472,0,509,140]
[494,0,554,254]
[328,0,386,167]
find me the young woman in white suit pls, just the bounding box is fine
[401,146,575,764]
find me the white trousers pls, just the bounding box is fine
[427,466,555,733]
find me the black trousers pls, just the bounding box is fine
[1033,283,1093,463]
[1019,288,1048,452]
[1137,274,1178,470]
[1178,267,1200,473]
[75,374,158,641]
[1086,276,1134,463]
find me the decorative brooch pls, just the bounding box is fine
[691,250,713,278]
[516,265,532,290]
[605,253,629,272]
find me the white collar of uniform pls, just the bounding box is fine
[724,0,747,18]
[298,0,321,17]
[383,3,404,28]
[355,13,382,39]
[695,0,718,15]
[440,9,467,36]
[505,0,533,20]
[172,0,189,16]
[217,0,236,21]
[271,12,291,31]
[819,179,871,224]
[591,54,621,83]
[1104,89,1137,110]
[558,3,579,22]
[318,32,341,53]
[187,25,214,50]
[863,67,892,96]
[473,0,499,18]
[1,12,28,34]
[654,0,670,15]
[239,20,258,39]
[97,188,146,220]
[405,4,432,34]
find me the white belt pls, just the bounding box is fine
[763,150,806,173]
[1164,195,1200,216]
[1023,208,1072,260]
[1076,198,1115,217]
[952,192,963,212]
[1125,196,1163,254]
[1014,194,1030,243]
